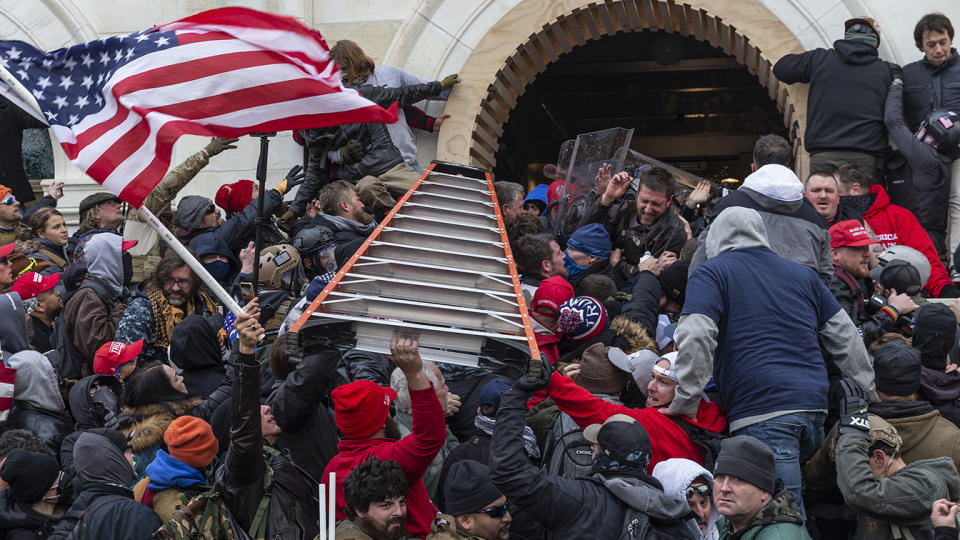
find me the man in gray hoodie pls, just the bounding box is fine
[60,233,129,374]
[673,207,875,519]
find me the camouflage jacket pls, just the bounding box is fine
[717,486,810,540]
[425,514,485,540]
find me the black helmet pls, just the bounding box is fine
[293,225,336,255]
[920,110,960,160]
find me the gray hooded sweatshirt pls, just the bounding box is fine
[0,292,29,360]
[652,458,719,540]
[85,233,125,296]
[671,207,876,428]
[6,350,65,413]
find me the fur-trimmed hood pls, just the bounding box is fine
[610,315,657,354]
[120,398,203,452]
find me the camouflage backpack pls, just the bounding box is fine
[154,449,277,540]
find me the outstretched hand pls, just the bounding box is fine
[600,171,631,206]
[285,165,305,188]
[236,299,261,354]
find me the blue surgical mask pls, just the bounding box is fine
[203,260,231,281]
[564,251,588,278]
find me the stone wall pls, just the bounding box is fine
[4,0,960,225]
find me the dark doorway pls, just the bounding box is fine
[493,30,787,187]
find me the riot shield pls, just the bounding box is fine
[553,127,634,246]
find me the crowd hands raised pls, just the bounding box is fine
[2,15,960,540]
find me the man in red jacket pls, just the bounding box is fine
[837,165,960,297]
[546,350,726,472]
[324,336,447,539]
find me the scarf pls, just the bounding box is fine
[563,251,588,278]
[146,449,208,491]
[474,414,540,458]
[145,282,216,352]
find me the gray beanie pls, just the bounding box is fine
[177,195,212,229]
[714,435,776,493]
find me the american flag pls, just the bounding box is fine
[0,7,398,208]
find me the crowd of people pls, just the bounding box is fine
[1,11,960,540]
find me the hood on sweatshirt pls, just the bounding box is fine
[73,431,136,489]
[0,293,29,359]
[69,375,122,430]
[705,207,770,259]
[84,233,125,296]
[740,164,803,203]
[6,350,65,413]
[597,473,699,529]
[834,38,881,65]
[652,458,720,539]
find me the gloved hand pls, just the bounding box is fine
[284,165,305,188]
[836,378,870,439]
[888,63,903,82]
[339,139,364,164]
[441,74,461,90]
[204,137,239,157]
[512,355,553,393]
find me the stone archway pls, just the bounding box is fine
[434,0,812,177]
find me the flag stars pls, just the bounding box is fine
[58,75,74,90]
[63,57,77,70]
[75,95,89,108]
[31,89,44,101]
[7,47,21,60]
[67,114,79,125]
[80,53,93,68]
[44,110,57,122]
[135,34,150,43]
[124,48,135,61]
[99,52,111,66]
[52,95,67,109]
[80,75,94,90]
[19,59,34,70]
[113,49,123,62]
[15,69,28,81]
[37,76,52,90]
[41,58,53,69]
[94,94,103,106]
[154,36,170,47]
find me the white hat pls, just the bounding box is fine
[741,164,803,202]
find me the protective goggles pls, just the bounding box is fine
[686,484,712,499]
[0,195,17,206]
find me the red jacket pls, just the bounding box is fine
[546,371,726,471]
[863,185,953,297]
[322,385,446,539]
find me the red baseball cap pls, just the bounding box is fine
[10,272,60,300]
[93,339,143,376]
[121,240,138,252]
[829,219,878,248]
[0,243,13,258]
[331,380,397,439]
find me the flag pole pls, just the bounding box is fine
[136,206,243,315]
[251,132,275,295]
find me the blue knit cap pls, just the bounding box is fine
[524,184,549,204]
[567,223,611,259]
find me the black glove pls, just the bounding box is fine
[512,355,553,392]
[339,139,364,164]
[888,62,903,82]
[836,378,870,439]
[285,164,305,188]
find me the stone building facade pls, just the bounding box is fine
[4,0,959,224]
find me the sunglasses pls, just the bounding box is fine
[18,257,37,275]
[0,195,16,206]
[477,503,509,519]
[686,484,712,499]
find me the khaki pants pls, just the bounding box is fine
[808,150,879,177]
[948,159,960,264]
[355,162,420,213]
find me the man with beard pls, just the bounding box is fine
[324,335,447,539]
[338,458,410,540]
[429,460,511,540]
[580,167,687,283]
[828,220,916,344]
[309,180,378,268]
[513,233,568,302]
[114,251,218,364]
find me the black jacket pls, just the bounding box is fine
[579,197,686,282]
[0,488,60,540]
[774,39,894,155]
[0,95,46,203]
[61,377,122,500]
[216,351,319,539]
[884,81,951,239]
[170,315,226,397]
[828,266,900,345]
[5,401,72,457]
[903,49,960,131]
[296,81,443,213]
[490,389,697,539]
[266,348,339,482]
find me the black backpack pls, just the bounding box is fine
[667,416,726,472]
[542,412,595,479]
[70,493,130,540]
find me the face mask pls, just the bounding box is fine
[563,251,588,278]
[203,260,231,281]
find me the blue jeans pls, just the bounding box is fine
[731,411,825,521]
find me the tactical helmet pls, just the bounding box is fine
[294,225,338,275]
[258,244,300,290]
[918,110,960,160]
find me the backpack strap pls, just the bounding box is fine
[36,247,68,270]
[75,494,131,539]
